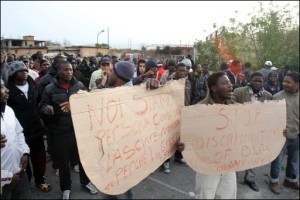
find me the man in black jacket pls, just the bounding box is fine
[7,61,51,192]
[39,60,97,199]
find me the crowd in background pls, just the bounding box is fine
[1,50,299,199]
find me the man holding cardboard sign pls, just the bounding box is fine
[180,71,287,199]
[190,71,237,199]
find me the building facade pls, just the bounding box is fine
[1,35,109,59]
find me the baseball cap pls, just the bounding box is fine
[265,61,272,67]
[100,56,111,65]
[271,66,278,71]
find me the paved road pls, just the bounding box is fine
[30,155,299,199]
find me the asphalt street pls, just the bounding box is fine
[30,154,299,199]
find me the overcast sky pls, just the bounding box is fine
[1,1,299,49]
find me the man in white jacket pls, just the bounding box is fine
[1,78,31,199]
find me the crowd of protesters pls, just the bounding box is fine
[1,49,299,199]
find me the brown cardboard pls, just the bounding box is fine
[69,79,185,195]
[181,100,286,175]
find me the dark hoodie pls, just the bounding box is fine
[7,75,44,141]
[37,55,66,97]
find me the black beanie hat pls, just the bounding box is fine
[145,58,157,72]
[113,61,135,82]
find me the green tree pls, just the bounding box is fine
[194,40,221,72]
[224,2,298,70]
[195,1,299,71]
[282,27,299,71]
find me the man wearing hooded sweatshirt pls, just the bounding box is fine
[37,55,66,97]
[132,58,158,85]
[263,71,281,95]
[6,61,51,192]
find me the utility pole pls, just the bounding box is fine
[107,27,109,49]
[96,29,105,56]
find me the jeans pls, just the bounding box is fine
[270,136,299,183]
[1,172,31,199]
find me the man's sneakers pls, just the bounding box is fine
[283,179,299,190]
[63,182,98,199]
[81,182,98,194]
[62,190,71,199]
[174,158,187,165]
[162,162,170,174]
[244,180,259,192]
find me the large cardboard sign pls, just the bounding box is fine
[69,79,185,195]
[181,100,286,175]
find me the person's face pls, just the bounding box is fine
[23,61,29,67]
[149,67,158,78]
[202,66,209,74]
[176,66,187,78]
[169,65,176,74]
[14,70,29,82]
[268,74,277,83]
[101,62,112,72]
[1,54,6,64]
[91,57,97,64]
[138,63,146,75]
[133,58,138,65]
[58,63,73,82]
[71,62,77,70]
[37,51,43,59]
[195,65,202,73]
[282,67,289,74]
[250,76,264,92]
[214,75,233,100]
[112,58,119,67]
[41,61,50,71]
[282,76,298,93]
[34,60,41,71]
[0,79,9,104]
[7,55,14,62]
[29,61,34,69]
